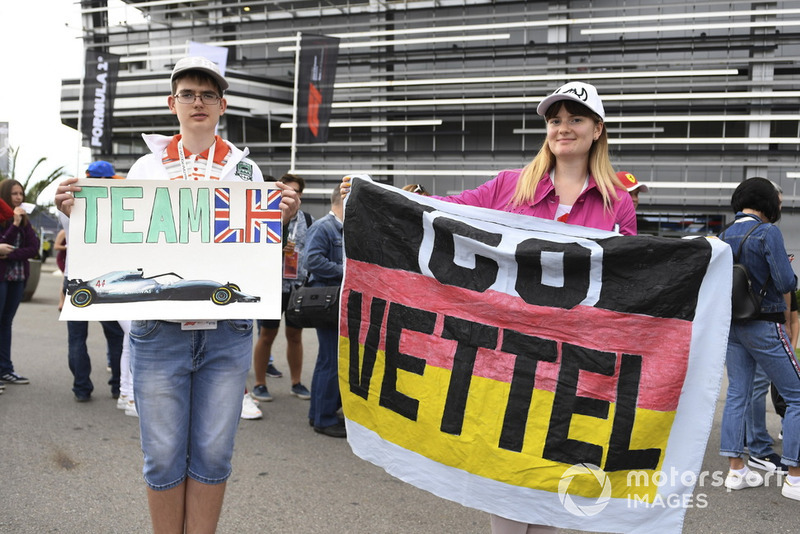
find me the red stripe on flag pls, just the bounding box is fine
[344,260,691,411]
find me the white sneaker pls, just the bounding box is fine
[724,468,764,490]
[116,395,129,410]
[782,479,800,501]
[241,394,262,420]
[124,399,138,417]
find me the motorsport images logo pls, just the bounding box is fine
[558,463,612,517]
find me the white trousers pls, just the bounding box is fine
[118,320,132,398]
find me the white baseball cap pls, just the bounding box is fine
[536,81,605,120]
[171,56,229,92]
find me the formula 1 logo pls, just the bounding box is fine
[558,463,612,517]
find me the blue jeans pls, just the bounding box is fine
[67,321,124,398]
[130,320,252,490]
[308,326,341,428]
[744,364,773,457]
[720,320,800,467]
[0,280,25,375]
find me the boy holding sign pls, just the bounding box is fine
[56,57,299,534]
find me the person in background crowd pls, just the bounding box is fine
[240,388,263,420]
[717,177,800,502]
[61,161,126,403]
[0,179,39,387]
[250,173,314,405]
[787,288,799,351]
[401,183,431,196]
[115,319,137,417]
[305,186,345,438]
[768,289,799,441]
[0,193,14,395]
[743,185,794,475]
[55,56,300,533]
[54,228,67,311]
[342,81,636,532]
[616,170,648,210]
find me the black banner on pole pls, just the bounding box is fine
[296,34,340,144]
[81,50,120,154]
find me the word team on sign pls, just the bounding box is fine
[74,183,281,245]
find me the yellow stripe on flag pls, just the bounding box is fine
[340,337,673,502]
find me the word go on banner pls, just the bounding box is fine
[60,179,283,322]
[338,177,731,533]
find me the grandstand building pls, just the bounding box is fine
[61,0,800,248]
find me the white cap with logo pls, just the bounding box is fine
[171,56,229,92]
[536,81,605,120]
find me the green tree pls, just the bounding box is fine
[0,146,67,208]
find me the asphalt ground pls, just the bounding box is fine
[1,261,797,533]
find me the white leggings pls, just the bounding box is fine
[118,320,132,398]
[490,515,558,534]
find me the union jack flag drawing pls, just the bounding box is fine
[214,188,243,243]
[246,189,282,243]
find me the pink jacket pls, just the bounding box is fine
[434,169,637,236]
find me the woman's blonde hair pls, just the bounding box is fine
[401,184,430,196]
[511,100,622,210]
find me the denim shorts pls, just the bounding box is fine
[130,319,253,490]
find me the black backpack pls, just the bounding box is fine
[719,221,771,321]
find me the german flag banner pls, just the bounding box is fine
[339,177,732,533]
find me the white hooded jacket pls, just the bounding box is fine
[128,133,264,183]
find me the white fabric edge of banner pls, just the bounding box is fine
[647,237,732,529]
[346,418,690,533]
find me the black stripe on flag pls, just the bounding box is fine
[344,180,433,275]
[345,179,713,321]
[595,235,711,321]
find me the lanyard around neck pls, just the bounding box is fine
[177,139,216,181]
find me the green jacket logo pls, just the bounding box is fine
[236,162,254,181]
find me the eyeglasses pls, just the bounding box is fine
[174,91,222,105]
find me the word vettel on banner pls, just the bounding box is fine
[73,185,282,244]
[345,289,664,474]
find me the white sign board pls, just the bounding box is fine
[60,179,283,321]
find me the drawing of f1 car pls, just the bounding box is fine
[67,269,261,308]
